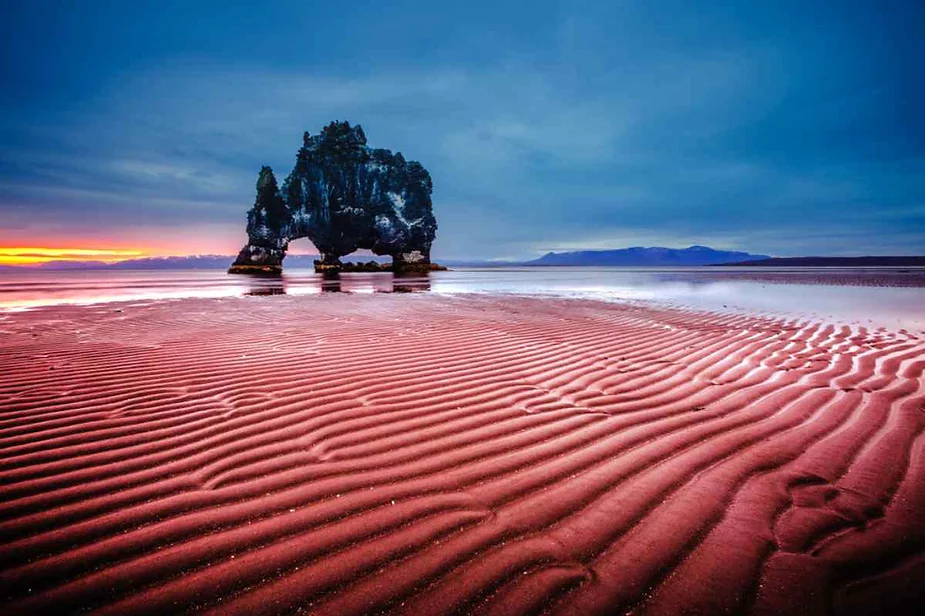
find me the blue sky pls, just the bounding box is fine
[1,0,923,259]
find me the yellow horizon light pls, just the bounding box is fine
[0,247,146,265]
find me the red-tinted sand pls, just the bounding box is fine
[0,294,923,615]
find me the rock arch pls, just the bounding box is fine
[229,121,439,274]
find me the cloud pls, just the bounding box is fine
[1,16,922,260]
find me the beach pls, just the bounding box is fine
[1,292,924,614]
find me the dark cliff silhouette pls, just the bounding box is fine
[230,121,440,274]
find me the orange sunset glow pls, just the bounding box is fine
[0,247,146,266]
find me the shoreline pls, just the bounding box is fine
[3,287,924,336]
[1,294,923,614]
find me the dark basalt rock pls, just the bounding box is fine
[313,260,447,273]
[229,121,440,274]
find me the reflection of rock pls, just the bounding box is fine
[242,274,286,296]
[321,272,342,293]
[394,281,428,293]
[230,121,444,274]
[248,287,286,296]
[393,273,431,293]
[236,270,432,295]
[319,273,432,294]
[246,283,286,296]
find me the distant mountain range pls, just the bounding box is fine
[526,245,770,266]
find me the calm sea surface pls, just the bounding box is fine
[1,267,923,331]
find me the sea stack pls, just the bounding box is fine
[229,121,442,274]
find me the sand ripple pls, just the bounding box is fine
[0,295,923,615]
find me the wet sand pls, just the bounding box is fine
[1,294,923,614]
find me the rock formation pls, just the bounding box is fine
[229,121,440,274]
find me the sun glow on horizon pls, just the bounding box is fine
[0,247,146,266]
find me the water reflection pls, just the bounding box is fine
[320,272,341,293]
[324,272,431,293]
[2,267,923,331]
[244,277,287,296]
[394,273,432,293]
[241,272,432,295]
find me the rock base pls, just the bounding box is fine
[312,260,447,274]
[227,264,283,275]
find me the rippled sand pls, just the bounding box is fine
[1,294,923,614]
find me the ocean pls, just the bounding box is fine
[1,266,924,331]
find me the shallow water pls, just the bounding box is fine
[1,266,923,331]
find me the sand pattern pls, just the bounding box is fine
[1,295,923,615]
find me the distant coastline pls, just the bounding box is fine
[723,256,925,267]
